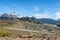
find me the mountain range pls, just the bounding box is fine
[0,13,60,25]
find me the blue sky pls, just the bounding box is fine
[0,0,60,19]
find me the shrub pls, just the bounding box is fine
[0,32,13,37]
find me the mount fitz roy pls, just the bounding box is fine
[0,12,60,24]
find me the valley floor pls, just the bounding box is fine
[0,27,60,40]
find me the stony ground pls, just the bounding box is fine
[0,36,60,40]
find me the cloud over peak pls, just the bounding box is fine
[34,13,50,18]
[55,11,60,19]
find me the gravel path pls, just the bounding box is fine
[3,27,39,32]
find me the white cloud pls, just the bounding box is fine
[33,6,40,11]
[34,13,50,18]
[55,11,60,19]
[33,7,51,18]
[17,16,23,18]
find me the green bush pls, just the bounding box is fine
[0,32,13,37]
